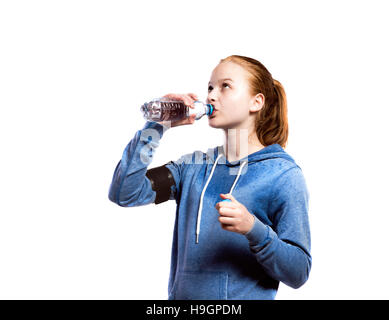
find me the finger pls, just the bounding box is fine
[219,215,236,224]
[187,93,199,101]
[218,207,237,217]
[163,94,195,109]
[215,201,237,210]
[220,224,236,232]
[219,201,237,208]
[189,113,196,122]
[183,95,196,108]
[215,204,228,212]
[162,93,180,100]
[162,93,188,105]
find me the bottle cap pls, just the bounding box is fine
[206,104,214,116]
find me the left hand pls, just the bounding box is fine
[215,193,255,235]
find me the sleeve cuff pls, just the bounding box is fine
[244,215,269,247]
[142,121,170,137]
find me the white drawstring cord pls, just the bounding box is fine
[196,154,223,244]
[228,161,247,194]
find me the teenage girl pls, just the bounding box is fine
[108,55,311,300]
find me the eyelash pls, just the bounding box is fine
[208,83,230,91]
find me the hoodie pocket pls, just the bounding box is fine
[172,270,228,300]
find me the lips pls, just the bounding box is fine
[209,110,217,118]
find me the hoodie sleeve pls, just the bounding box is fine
[244,166,312,289]
[108,121,177,207]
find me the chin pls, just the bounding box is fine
[207,117,219,128]
[208,117,228,129]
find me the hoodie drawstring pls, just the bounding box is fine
[196,154,222,244]
[228,160,247,194]
[195,156,248,244]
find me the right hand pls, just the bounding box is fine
[159,93,199,128]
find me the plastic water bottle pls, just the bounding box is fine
[140,98,214,122]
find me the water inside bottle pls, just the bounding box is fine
[142,100,188,121]
[159,101,188,121]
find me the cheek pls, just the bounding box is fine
[226,91,250,110]
[225,100,249,119]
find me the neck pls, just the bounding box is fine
[222,126,265,162]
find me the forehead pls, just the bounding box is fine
[209,61,248,84]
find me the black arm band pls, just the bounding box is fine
[146,164,175,204]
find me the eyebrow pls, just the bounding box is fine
[208,78,233,85]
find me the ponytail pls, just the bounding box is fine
[256,79,288,148]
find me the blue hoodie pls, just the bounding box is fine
[108,121,311,300]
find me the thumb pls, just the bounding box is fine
[220,193,237,202]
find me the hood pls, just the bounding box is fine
[213,143,296,166]
[195,143,296,244]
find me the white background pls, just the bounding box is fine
[1,0,388,299]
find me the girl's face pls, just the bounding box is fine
[206,61,263,130]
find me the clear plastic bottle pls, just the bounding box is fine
[140,98,214,122]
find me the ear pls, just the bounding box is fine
[249,93,265,113]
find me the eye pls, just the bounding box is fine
[208,83,230,92]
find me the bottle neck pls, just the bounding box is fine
[193,101,214,115]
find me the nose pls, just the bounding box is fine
[207,91,217,105]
